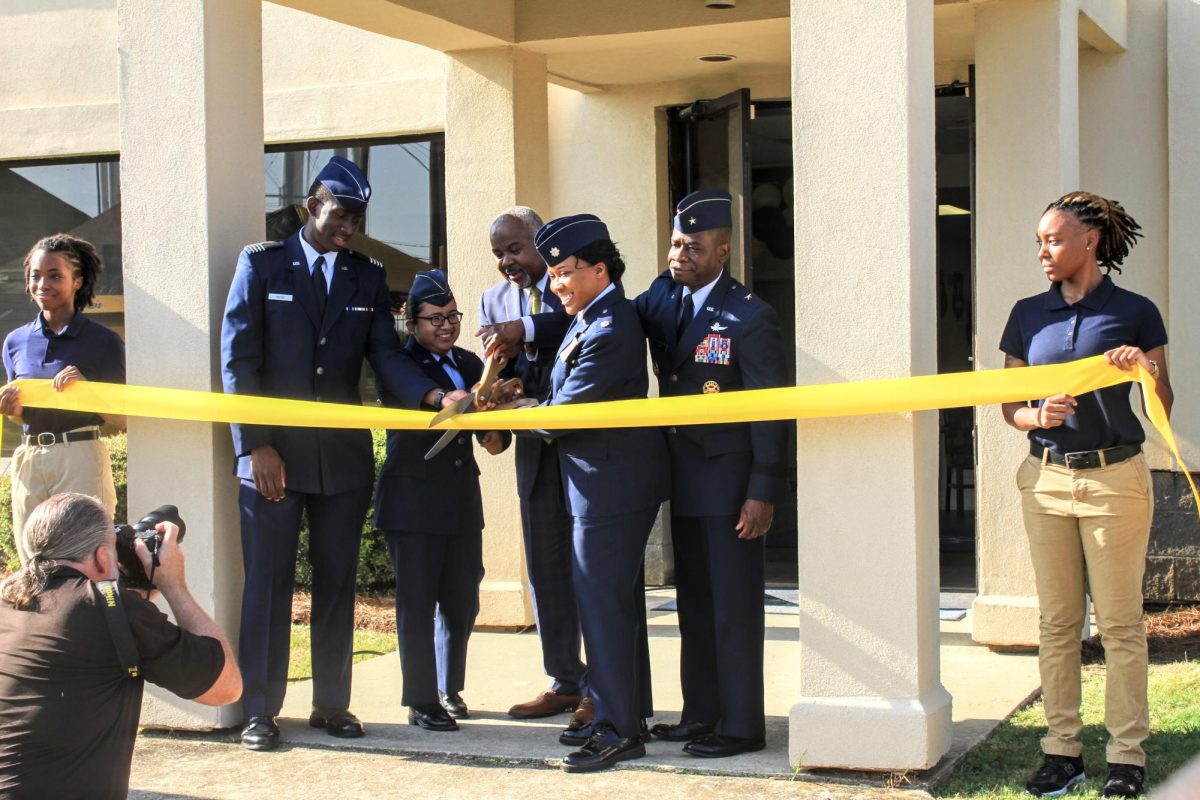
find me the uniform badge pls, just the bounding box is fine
[710,321,728,332]
[694,332,732,366]
[550,247,560,258]
[702,380,720,394]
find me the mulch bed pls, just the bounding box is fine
[292,591,397,634]
[1082,606,1200,664]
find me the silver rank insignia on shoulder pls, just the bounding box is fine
[711,321,728,332]
[246,241,284,254]
[745,293,753,300]
[702,380,720,394]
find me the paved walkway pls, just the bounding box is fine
[130,590,1041,798]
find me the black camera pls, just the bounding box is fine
[115,506,186,590]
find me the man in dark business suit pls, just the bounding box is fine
[375,269,509,733]
[221,157,461,751]
[524,214,668,773]
[477,207,587,724]
[635,189,790,759]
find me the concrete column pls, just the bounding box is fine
[972,0,1080,647]
[1167,0,1200,467]
[445,47,549,626]
[789,0,950,770]
[118,0,264,727]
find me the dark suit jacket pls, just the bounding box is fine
[635,269,789,516]
[373,340,510,536]
[220,232,435,495]
[478,278,571,499]
[532,284,668,518]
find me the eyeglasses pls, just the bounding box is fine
[413,311,464,327]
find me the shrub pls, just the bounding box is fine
[1,430,395,593]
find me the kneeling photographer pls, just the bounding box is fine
[0,493,241,799]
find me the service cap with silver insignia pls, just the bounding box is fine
[702,380,720,394]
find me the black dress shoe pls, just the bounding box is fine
[562,718,651,747]
[683,733,766,758]
[561,722,646,773]
[409,704,459,732]
[440,692,470,719]
[309,708,365,739]
[649,719,715,742]
[241,716,280,751]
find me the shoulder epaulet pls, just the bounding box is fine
[347,249,384,270]
[244,241,284,254]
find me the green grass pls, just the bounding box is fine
[938,661,1200,798]
[287,625,398,681]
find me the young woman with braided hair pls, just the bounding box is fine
[1000,192,1173,798]
[0,234,126,565]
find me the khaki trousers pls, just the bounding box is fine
[10,432,117,565]
[1017,452,1152,767]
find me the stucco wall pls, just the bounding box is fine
[0,1,447,160]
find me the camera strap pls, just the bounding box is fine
[92,580,141,679]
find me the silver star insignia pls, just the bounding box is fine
[550,247,560,258]
[689,217,697,226]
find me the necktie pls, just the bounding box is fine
[676,292,694,342]
[529,285,543,316]
[312,256,328,315]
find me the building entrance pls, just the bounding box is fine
[667,87,977,592]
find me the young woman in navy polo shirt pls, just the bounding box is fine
[0,234,126,565]
[1000,193,1172,799]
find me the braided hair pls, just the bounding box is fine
[0,494,113,611]
[23,233,105,312]
[1045,191,1142,274]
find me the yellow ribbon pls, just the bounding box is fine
[4,354,1196,508]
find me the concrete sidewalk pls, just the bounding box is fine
[131,590,1040,798]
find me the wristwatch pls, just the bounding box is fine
[433,390,446,408]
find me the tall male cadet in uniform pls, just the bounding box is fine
[635,189,790,758]
[222,157,453,751]
[477,207,586,723]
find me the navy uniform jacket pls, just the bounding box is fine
[635,270,788,516]
[478,280,571,499]
[373,340,510,535]
[221,233,434,496]
[535,284,668,518]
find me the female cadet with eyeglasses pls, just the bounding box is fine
[373,269,509,733]
[1000,192,1172,799]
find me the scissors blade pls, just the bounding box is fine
[423,428,459,461]
[427,391,475,429]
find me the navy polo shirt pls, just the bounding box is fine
[1000,275,1167,453]
[2,313,126,435]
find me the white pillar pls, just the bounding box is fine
[789,0,950,770]
[1167,0,1200,467]
[445,47,549,626]
[972,0,1080,647]
[118,0,264,727]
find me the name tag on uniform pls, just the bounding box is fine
[268,293,293,302]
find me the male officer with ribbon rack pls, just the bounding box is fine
[635,189,790,758]
[221,156,458,752]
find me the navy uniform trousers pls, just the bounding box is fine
[636,269,790,740]
[481,279,585,694]
[532,284,667,738]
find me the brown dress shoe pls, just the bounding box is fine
[508,690,582,719]
[564,697,595,731]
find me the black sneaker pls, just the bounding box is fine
[1102,763,1145,798]
[1026,754,1087,797]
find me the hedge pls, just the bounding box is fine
[1,430,396,592]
